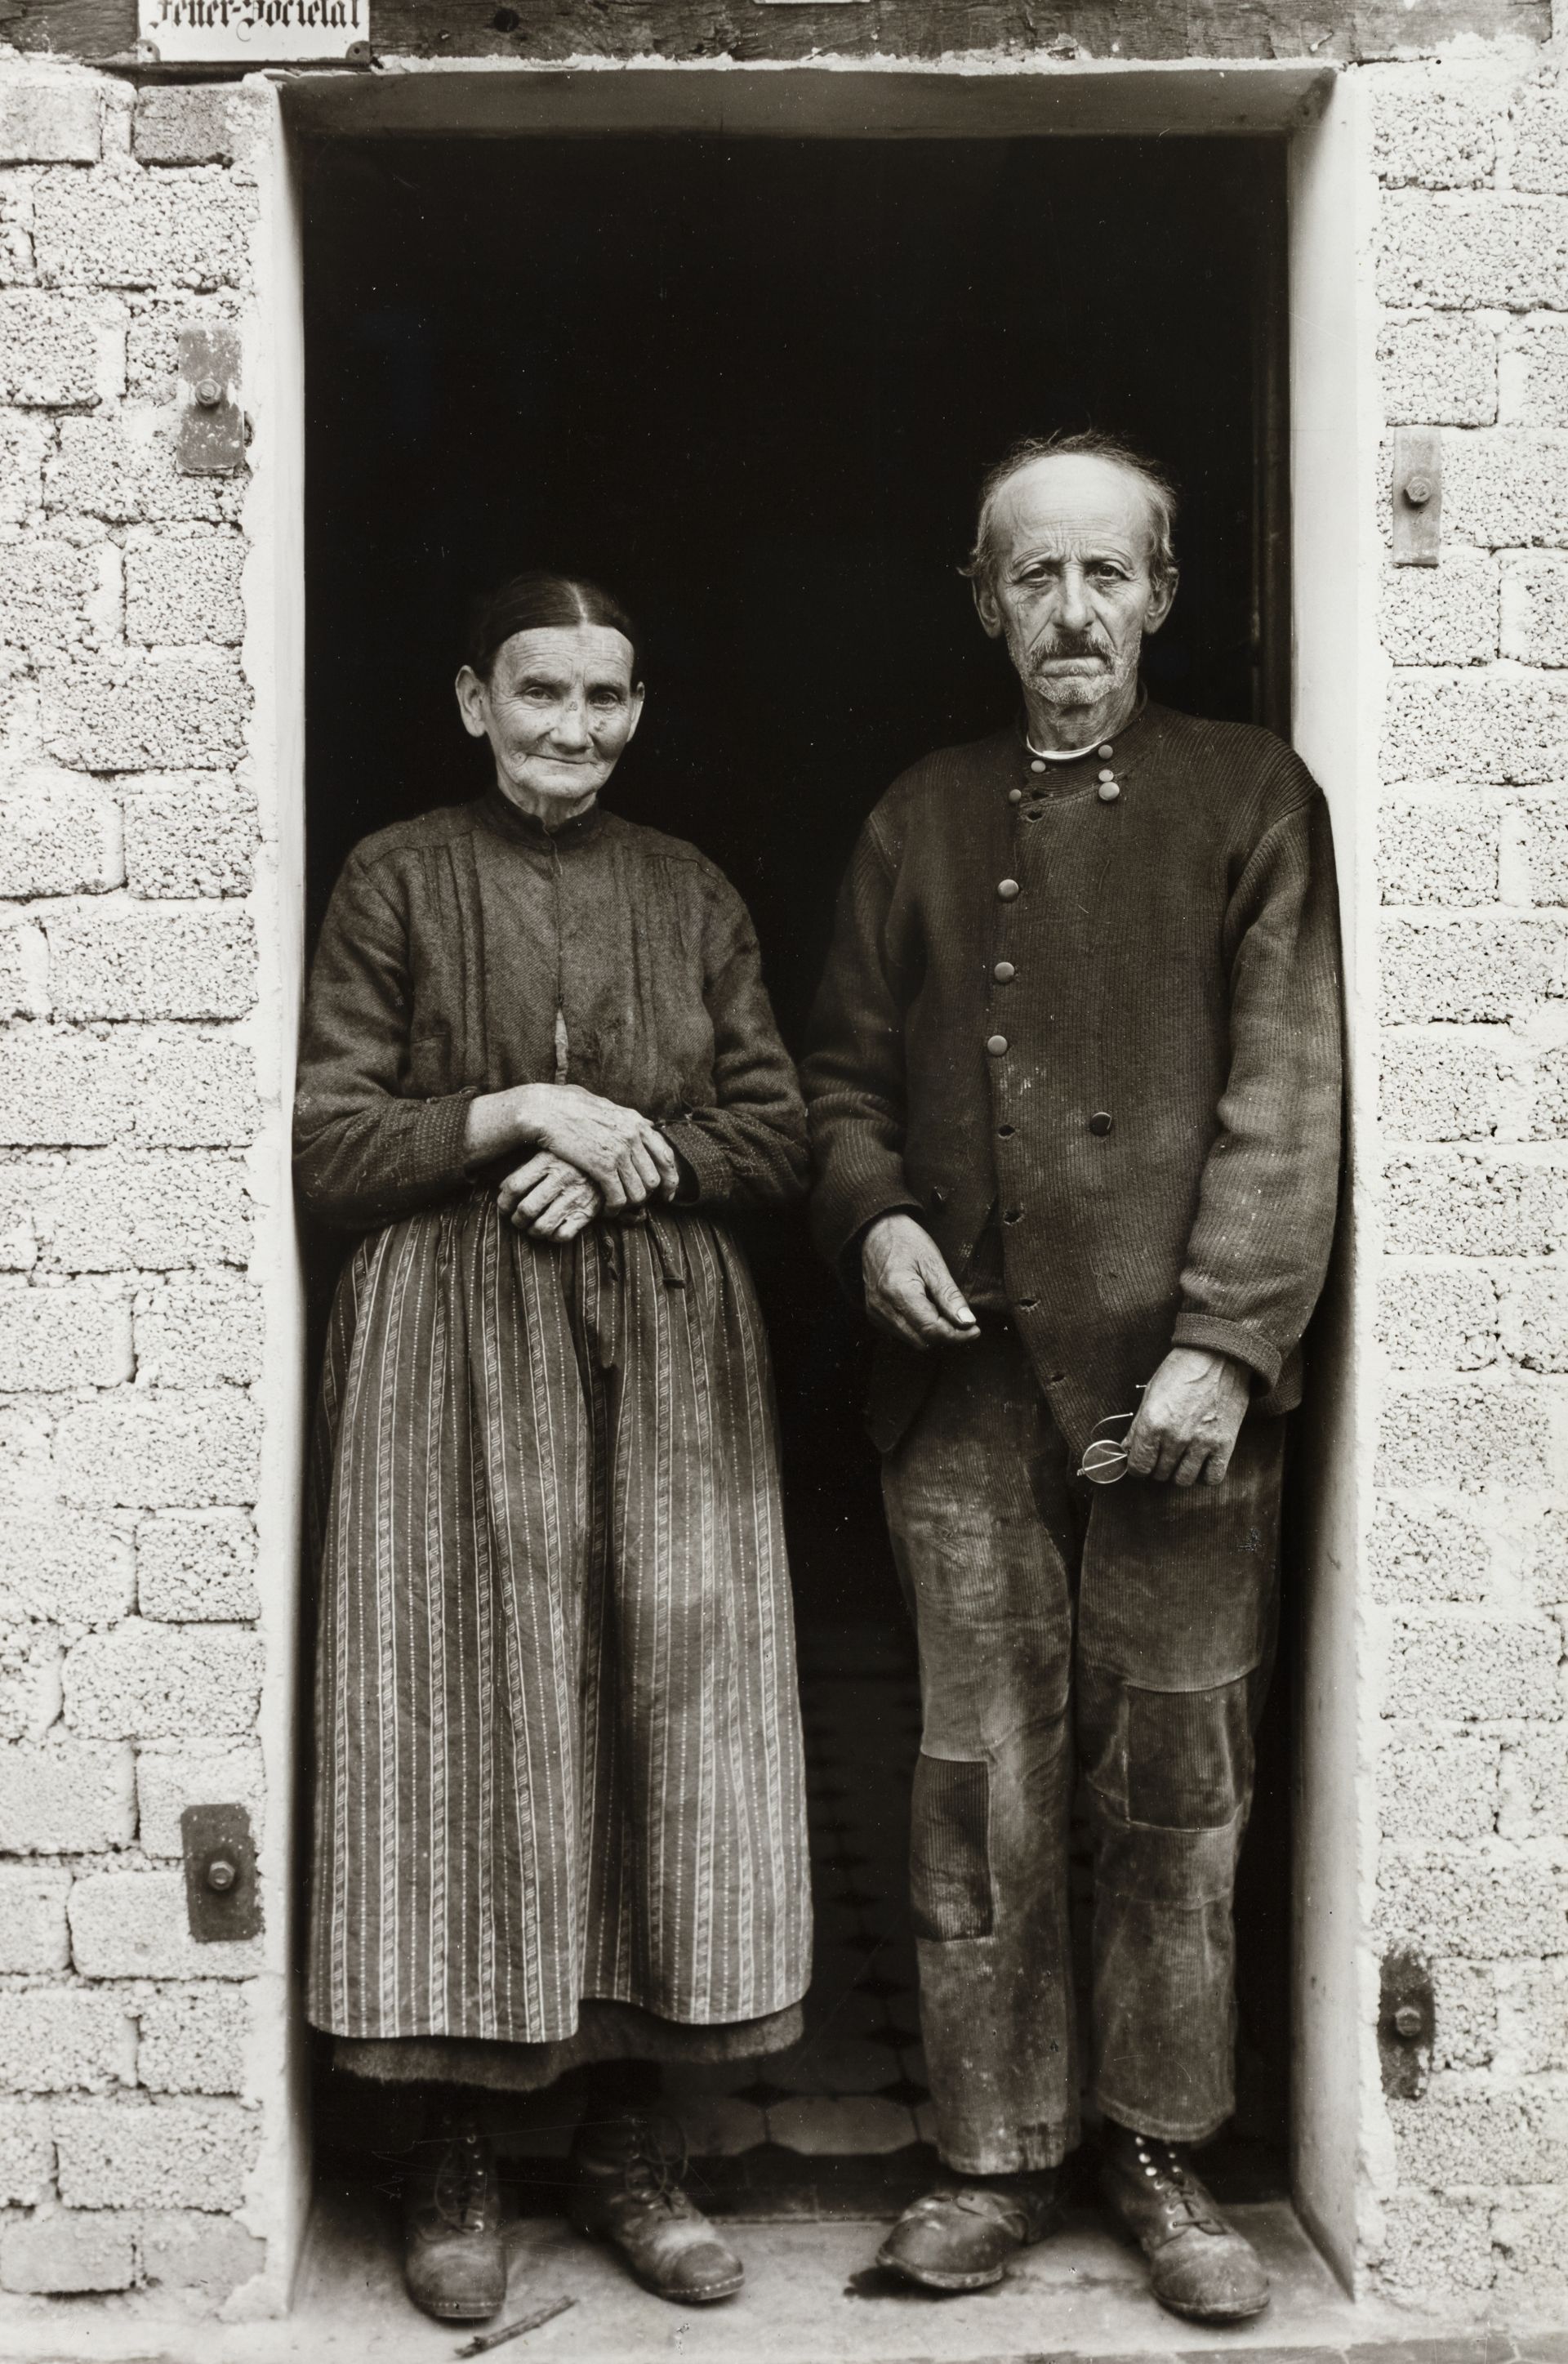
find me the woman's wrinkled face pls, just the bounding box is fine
[456,624,644,818]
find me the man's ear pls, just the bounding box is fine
[454,664,489,739]
[971,577,1004,642]
[1143,569,1178,637]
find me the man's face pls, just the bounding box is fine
[973,454,1176,716]
[456,624,644,810]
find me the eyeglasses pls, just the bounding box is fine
[1075,1388,1145,1486]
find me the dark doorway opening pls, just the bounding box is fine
[301,131,1293,2210]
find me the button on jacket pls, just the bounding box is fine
[802,700,1343,1456]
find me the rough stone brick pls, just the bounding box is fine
[1373,84,1496,188]
[1381,551,1499,664]
[137,1510,257,1622]
[0,292,121,408]
[1492,2185,1568,2303]
[1371,1499,1492,1604]
[1380,1029,1511,1143]
[125,528,244,648]
[64,1617,261,1737]
[0,1990,132,2094]
[121,773,256,899]
[0,82,101,167]
[69,1868,261,1980]
[44,906,256,1023]
[1515,319,1568,427]
[1501,1724,1568,1835]
[55,1392,261,1509]
[1534,1043,1568,1135]
[46,413,243,528]
[1517,800,1568,908]
[0,1028,131,1148]
[0,2207,135,2294]
[0,769,120,896]
[1505,1960,1568,2071]
[133,1276,262,1392]
[1386,672,1568,785]
[135,1742,262,1857]
[1379,193,1568,311]
[1380,916,1566,1020]
[0,416,49,529]
[138,1983,247,2094]
[0,2103,53,2207]
[0,1623,62,1746]
[1523,1505,1568,1607]
[140,2207,265,2298]
[1378,1265,1499,1370]
[1444,430,1568,549]
[1388,1608,1562,1720]
[0,1738,134,1853]
[32,171,254,295]
[0,1865,71,1973]
[132,87,249,168]
[1390,2085,1566,2188]
[1379,800,1499,904]
[135,1033,259,1149]
[1379,1847,1566,1958]
[1377,1380,1553,1490]
[1501,1264,1568,1370]
[0,535,82,652]
[0,1401,54,1505]
[1380,1728,1499,1840]
[0,1510,132,1628]
[45,1148,250,1271]
[54,2094,258,2210]
[1384,1155,1568,1253]
[42,649,249,774]
[1431,1958,1498,2070]
[0,1287,131,1390]
[0,917,47,1019]
[1379,312,1497,426]
[1379,2188,1494,2295]
[122,296,242,408]
[1504,553,1568,667]
[0,1159,52,1269]
[1513,88,1568,196]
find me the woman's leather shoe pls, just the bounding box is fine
[876,2171,1060,2291]
[402,2128,506,2322]
[568,2113,743,2304]
[1099,2123,1270,2323]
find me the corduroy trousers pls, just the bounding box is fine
[881,1323,1284,2177]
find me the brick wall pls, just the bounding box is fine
[1371,58,1568,2311]
[0,64,270,2309]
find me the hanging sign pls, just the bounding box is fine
[137,0,366,63]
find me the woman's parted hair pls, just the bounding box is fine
[960,430,1179,590]
[465,570,644,683]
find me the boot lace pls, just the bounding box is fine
[430,2131,492,2236]
[1131,2136,1225,2235]
[618,2113,693,2219]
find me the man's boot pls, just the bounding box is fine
[1098,2122,1270,2323]
[566,2112,744,2304]
[401,2125,507,2323]
[876,2169,1060,2292]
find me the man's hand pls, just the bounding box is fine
[1125,1345,1250,1487]
[497,1152,601,1242]
[861,1213,980,1352]
[467,1083,679,1214]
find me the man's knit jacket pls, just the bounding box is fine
[802,698,1343,1456]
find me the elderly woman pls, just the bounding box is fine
[295,573,811,2325]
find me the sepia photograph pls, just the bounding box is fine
[0,5,1563,2362]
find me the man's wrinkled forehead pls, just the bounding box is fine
[988,454,1157,573]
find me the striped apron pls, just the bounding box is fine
[307,1192,812,2046]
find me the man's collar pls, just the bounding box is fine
[1019,682,1150,764]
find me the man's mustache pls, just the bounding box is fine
[1028,631,1113,665]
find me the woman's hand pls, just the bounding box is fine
[497,1152,601,1242]
[466,1083,680,1212]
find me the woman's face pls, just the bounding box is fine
[456,624,644,820]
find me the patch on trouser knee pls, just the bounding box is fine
[910,1754,993,1941]
[1125,1677,1254,1830]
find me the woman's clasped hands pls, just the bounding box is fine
[470,1081,684,1243]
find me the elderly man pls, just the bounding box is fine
[804,431,1341,2324]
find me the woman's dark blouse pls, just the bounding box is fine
[295,787,808,1230]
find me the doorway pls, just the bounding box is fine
[299,128,1294,2226]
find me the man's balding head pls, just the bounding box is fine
[963,431,1178,595]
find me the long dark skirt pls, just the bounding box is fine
[307,1195,812,2049]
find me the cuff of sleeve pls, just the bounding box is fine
[399,1089,482,1196]
[1170,1313,1284,1391]
[819,1175,927,1275]
[658,1117,733,1207]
